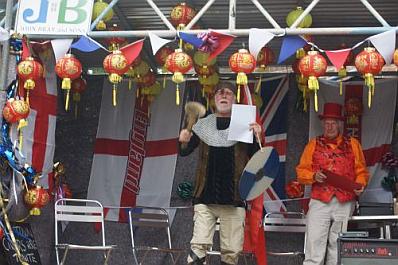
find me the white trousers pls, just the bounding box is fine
[303,197,354,265]
[188,204,245,265]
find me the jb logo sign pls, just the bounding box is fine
[15,0,94,35]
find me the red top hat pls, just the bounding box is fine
[319,103,344,121]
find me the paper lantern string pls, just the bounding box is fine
[197,32,219,53]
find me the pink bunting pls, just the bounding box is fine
[207,31,236,62]
[120,39,145,66]
[325,48,351,70]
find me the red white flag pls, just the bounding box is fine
[87,80,184,221]
[20,48,58,188]
[309,79,397,203]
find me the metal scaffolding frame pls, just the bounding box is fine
[0,0,397,84]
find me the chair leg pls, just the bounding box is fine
[103,249,113,265]
[60,247,69,265]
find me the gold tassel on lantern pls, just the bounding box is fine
[24,79,36,105]
[61,77,71,111]
[308,76,319,112]
[73,93,81,119]
[109,73,122,106]
[236,72,248,103]
[172,72,184,105]
[338,67,347,96]
[17,119,28,151]
[364,73,375,108]
[296,48,306,59]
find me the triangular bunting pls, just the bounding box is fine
[120,39,145,66]
[71,35,106,52]
[178,32,204,48]
[368,29,396,64]
[249,28,275,59]
[277,36,307,64]
[207,31,236,62]
[51,39,73,62]
[148,32,174,55]
[325,49,351,70]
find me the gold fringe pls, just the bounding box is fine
[113,84,117,106]
[176,85,180,105]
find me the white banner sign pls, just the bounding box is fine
[15,0,94,35]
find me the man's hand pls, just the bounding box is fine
[179,129,192,143]
[354,185,364,196]
[249,122,262,142]
[314,171,327,183]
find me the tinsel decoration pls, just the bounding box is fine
[176,181,193,200]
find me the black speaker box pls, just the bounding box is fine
[338,237,398,265]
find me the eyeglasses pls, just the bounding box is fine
[215,89,234,97]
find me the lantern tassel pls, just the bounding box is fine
[256,75,262,94]
[74,103,78,119]
[172,72,184,84]
[237,85,241,103]
[17,119,28,151]
[112,84,117,106]
[73,93,81,119]
[65,90,70,111]
[136,87,140,99]
[296,48,306,59]
[25,91,30,105]
[61,78,71,90]
[96,20,107,30]
[364,73,374,108]
[176,85,180,105]
[308,76,319,112]
[24,79,35,90]
[236,72,248,86]
[338,67,347,96]
[163,76,166,88]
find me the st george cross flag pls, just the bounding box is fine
[20,47,57,188]
[87,80,183,221]
[310,79,397,203]
[257,75,289,213]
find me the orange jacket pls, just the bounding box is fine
[296,135,369,203]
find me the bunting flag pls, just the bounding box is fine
[50,39,73,61]
[148,32,174,55]
[120,39,145,65]
[368,29,396,64]
[71,35,106,52]
[207,31,236,62]
[249,29,275,59]
[325,48,352,70]
[178,32,204,48]
[309,79,397,204]
[277,36,307,64]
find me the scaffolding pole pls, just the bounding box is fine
[0,0,14,91]
[84,27,397,39]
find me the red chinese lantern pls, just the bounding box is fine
[298,51,327,112]
[165,49,193,105]
[16,56,44,104]
[24,186,50,216]
[256,47,274,93]
[2,98,30,124]
[229,49,256,102]
[104,24,126,51]
[285,180,304,199]
[103,50,130,106]
[393,49,398,67]
[55,54,83,111]
[257,47,274,70]
[155,46,174,66]
[354,47,385,108]
[170,3,196,29]
[71,77,87,118]
[345,98,363,117]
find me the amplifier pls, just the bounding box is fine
[338,238,398,265]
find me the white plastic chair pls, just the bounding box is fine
[128,206,184,265]
[263,212,306,260]
[54,198,116,265]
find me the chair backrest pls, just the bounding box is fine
[263,212,306,233]
[55,198,106,246]
[128,206,172,249]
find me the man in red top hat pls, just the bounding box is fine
[296,102,369,265]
